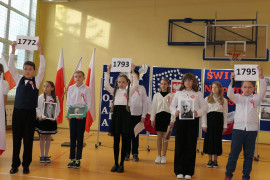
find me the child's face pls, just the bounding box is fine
[23,65,35,79]
[74,73,85,86]
[212,84,220,95]
[44,82,54,94]
[184,78,193,89]
[47,104,54,114]
[118,77,128,89]
[160,79,169,92]
[241,81,255,96]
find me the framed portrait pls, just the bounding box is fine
[261,92,270,105]
[67,106,88,118]
[43,102,57,120]
[178,99,194,120]
[265,76,270,91]
[260,106,270,121]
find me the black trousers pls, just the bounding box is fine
[126,115,141,155]
[11,108,36,168]
[114,134,129,166]
[69,118,86,160]
[174,118,199,176]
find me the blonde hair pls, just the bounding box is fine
[207,81,225,105]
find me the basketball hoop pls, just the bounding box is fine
[227,50,246,61]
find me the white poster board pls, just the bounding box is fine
[178,99,194,120]
[234,64,258,81]
[16,36,39,50]
[111,58,131,72]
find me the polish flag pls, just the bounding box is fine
[85,48,96,132]
[55,49,66,124]
[0,54,16,90]
[66,57,82,91]
[0,75,6,155]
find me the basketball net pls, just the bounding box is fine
[227,50,246,65]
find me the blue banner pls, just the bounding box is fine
[99,65,150,133]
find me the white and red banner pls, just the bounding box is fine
[0,54,16,90]
[66,57,82,91]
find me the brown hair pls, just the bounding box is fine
[179,73,198,92]
[74,70,85,77]
[23,61,36,70]
[111,74,131,112]
[159,77,170,92]
[0,64,5,80]
[43,81,57,103]
[207,81,225,105]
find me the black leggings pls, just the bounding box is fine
[114,134,129,166]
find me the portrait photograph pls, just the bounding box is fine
[43,102,57,120]
[265,76,270,91]
[261,92,270,105]
[260,106,270,120]
[179,99,194,119]
[67,106,88,118]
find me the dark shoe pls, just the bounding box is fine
[117,165,124,173]
[111,164,119,172]
[40,156,46,163]
[133,154,139,162]
[212,160,219,168]
[23,167,30,174]
[10,167,18,174]
[206,160,213,168]
[45,157,51,163]
[67,159,75,168]
[124,154,130,161]
[74,160,80,169]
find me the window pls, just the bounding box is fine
[0,0,37,100]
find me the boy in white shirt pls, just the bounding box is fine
[225,66,266,180]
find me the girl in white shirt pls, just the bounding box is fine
[202,81,228,168]
[170,73,207,179]
[36,81,60,163]
[151,78,174,164]
[104,64,138,173]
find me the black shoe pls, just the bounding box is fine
[45,157,51,163]
[10,167,18,174]
[124,154,130,161]
[23,167,30,174]
[67,160,75,168]
[133,154,139,162]
[206,160,213,168]
[111,164,118,172]
[74,160,80,169]
[212,160,219,168]
[117,165,124,173]
[40,156,46,163]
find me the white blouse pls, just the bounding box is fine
[170,89,207,122]
[130,85,148,118]
[151,92,174,122]
[36,94,60,120]
[104,73,139,106]
[202,96,228,128]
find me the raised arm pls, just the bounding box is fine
[35,42,46,89]
[104,64,114,95]
[8,42,21,84]
[227,72,240,103]
[129,64,139,96]
[254,65,267,106]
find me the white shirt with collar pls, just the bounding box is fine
[104,73,139,106]
[8,54,46,89]
[36,94,60,119]
[2,80,9,95]
[202,96,228,128]
[130,85,148,118]
[66,84,91,110]
[151,92,174,121]
[170,89,207,122]
[227,78,266,131]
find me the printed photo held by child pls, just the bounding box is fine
[202,81,228,168]
[104,64,138,173]
[36,81,60,163]
[225,66,266,180]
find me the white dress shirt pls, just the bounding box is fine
[130,85,148,118]
[8,54,46,89]
[2,80,9,95]
[66,84,91,110]
[170,90,207,122]
[228,78,266,131]
[104,73,139,106]
[151,92,175,122]
[202,96,228,128]
[36,94,60,119]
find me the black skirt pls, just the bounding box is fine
[109,105,131,136]
[155,111,171,132]
[36,119,57,135]
[203,112,224,156]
